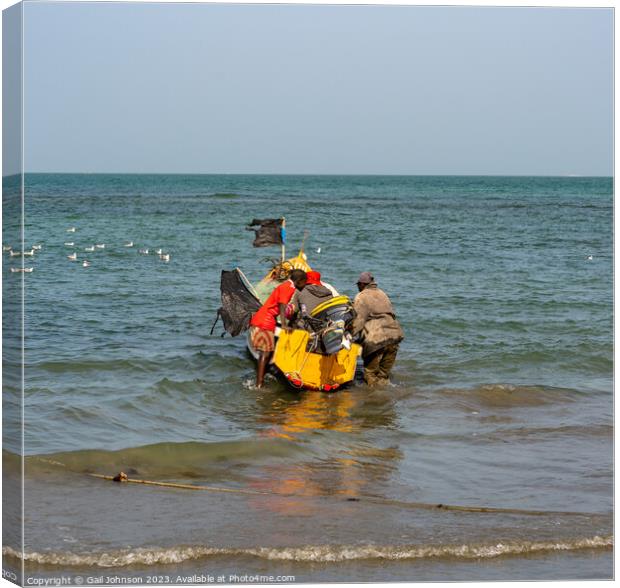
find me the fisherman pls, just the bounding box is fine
[350,272,404,386]
[249,269,307,388]
[290,270,336,330]
[316,273,340,297]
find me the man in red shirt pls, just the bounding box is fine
[250,269,307,387]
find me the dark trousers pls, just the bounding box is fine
[362,343,399,386]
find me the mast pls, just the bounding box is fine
[281,217,286,263]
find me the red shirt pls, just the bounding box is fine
[250,280,296,332]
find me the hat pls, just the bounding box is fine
[306,271,322,286]
[356,272,374,285]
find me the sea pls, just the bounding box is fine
[2,173,614,583]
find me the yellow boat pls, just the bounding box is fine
[269,328,361,391]
[216,246,362,391]
[248,247,361,391]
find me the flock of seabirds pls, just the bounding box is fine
[3,226,171,272]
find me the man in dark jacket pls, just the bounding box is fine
[351,272,404,386]
[290,270,334,329]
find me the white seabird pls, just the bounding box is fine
[32,244,42,251]
[65,242,75,247]
[82,260,90,267]
[85,246,95,252]
[155,248,163,255]
[67,253,77,261]
[95,244,105,249]
[125,241,134,247]
[67,227,76,233]
[3,245,13,251]
[160,253,170,262]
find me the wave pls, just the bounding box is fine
[22,438,305,477]
[4,536,612,567]
[435,383,582,408]
[488,423,613,440]
[30,351,248,378]
[209,193,241,199]
[31,357,160,374]
[396,423,613,444]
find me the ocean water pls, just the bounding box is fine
[2,174,613,583]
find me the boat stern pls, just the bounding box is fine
[273,329,361,391]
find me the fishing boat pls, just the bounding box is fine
[213,221,361,391]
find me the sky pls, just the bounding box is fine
[9,3,615,175]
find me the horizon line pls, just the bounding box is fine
[3,171,613,179]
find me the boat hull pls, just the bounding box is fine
[247,328,361,391]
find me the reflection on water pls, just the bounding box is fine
[248,388,402,514]
[256,386,403,436]
[259,390,358,437]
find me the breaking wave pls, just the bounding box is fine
[4,536,612,567]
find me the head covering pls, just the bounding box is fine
[357,272,374,285]
[306,270,322,286]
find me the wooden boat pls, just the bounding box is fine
[216,245,361,391]
[248,327,361,391]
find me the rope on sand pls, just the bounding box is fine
[90,473,275,495]
[89,472,604,518]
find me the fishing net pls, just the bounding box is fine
[211,269,261,337]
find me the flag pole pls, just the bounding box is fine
[281,217,286,263]
[300,229,309,254]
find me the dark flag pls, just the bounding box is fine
[246,218,284,247]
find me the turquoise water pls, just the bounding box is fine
[2,174,613,582]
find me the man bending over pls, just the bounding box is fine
[249,269,307,388]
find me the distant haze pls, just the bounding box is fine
[17,3,613,176]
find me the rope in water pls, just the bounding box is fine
[89,472,604,519]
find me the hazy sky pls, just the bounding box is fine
[17,3,613,175]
